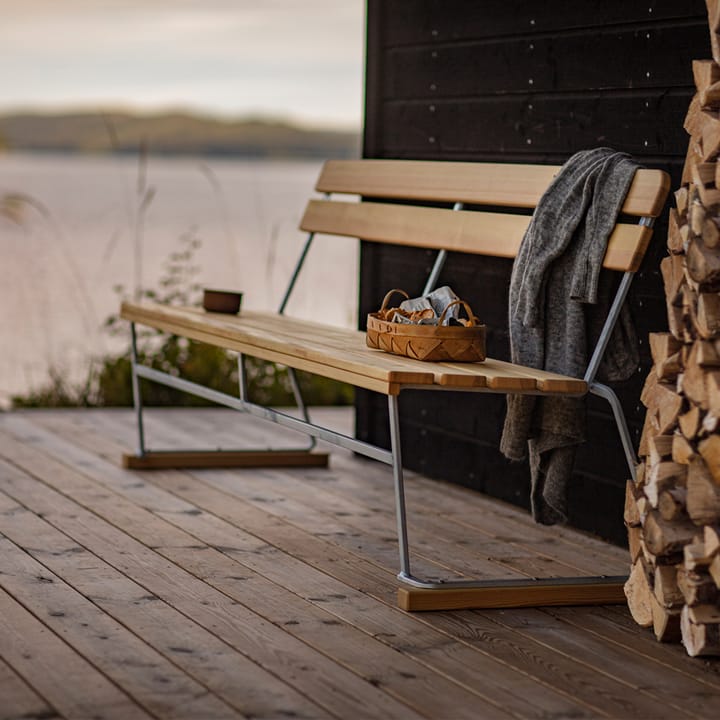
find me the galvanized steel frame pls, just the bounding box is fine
[126,201,653,595]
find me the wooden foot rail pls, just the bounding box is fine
[122,450,329,470]
[398,577,628,612]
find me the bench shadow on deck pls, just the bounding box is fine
[0,408,718,720]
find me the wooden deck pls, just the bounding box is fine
[0,408,718,720]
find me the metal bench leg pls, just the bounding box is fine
[129,322,146,457]
[388,392,627,612]
[387,394,412,578]
[589,381,638,482]
[122,346,328,470]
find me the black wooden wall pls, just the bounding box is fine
[357,0,710,543]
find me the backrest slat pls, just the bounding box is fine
[315,159,670,218]
[300,200,653,272]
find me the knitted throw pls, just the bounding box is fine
[499,148,640,524]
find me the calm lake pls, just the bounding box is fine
[0,152,358,406]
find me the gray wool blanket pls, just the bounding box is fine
[499,148,640,525]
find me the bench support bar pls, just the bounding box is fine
[128,359,393,465]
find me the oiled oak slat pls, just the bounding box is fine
[315,160,670,217]
[301,199,652,272]
[120,303,587,395]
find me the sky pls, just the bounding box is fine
[0,0,365,129]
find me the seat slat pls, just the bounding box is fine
[316,160,670,218]
[300,200,653,272]
[120,304,587,395]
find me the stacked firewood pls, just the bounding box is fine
[624,4,720,657]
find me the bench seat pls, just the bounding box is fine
[121,301,588,397]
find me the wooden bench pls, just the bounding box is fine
[121,159,670,611]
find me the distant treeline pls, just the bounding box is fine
[0,111,361,159]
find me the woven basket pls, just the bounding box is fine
[366,289,486,362]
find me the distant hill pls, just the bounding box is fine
[0,111,361,159]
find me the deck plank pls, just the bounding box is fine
[0,585,151,720]
[1,409,719,720]
[0,655,58,720]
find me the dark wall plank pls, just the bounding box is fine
[381,0,705,46]
[386,24,703,99]
[380,92,693,159]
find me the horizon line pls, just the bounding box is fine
[0,103,363,134]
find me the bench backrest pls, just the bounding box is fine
[299,159,670,273]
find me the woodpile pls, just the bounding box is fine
[624,0,720,657]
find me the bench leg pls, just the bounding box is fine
[129,322,147,457]
[123,343,328,469]
[589,381,638,482]
[386,394,627,612]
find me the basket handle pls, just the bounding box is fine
[438,299,479,327]
[379,288,410,312]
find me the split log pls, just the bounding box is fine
[628,525,643,563]
[686,235,720,291]
[692,162,720,211]
[683,139,704,186]
[638,412,656,459]
[695,293,720,338]
[705,524,720,555]
[668,207,685,254]
[684,541,715,570]
[624,559,654,627]
[710,554,720,588]
[704,216,720,249]
[686,456,720,525]
[650,591,682,643]
[672,432,696,465]
[691,197,707,236]
[658,487,689,521]
[707,371,720,413]
[685,94,705,139]
[695,339,720,366]
[704,114,720,159]
[702,410,720,434]
[642,379,684,435]
[681,343,709,409]
[689,604,720,623]
[653,564,685,608]
[677,567,719,605]
[675,186,689,219]
[708,0,720,34]
[648,434,675,466]
[661,255,687,339]
[624,479,642,527]
[694,58,720,91]
[650,332,683,381]
[645,461,687,508]
[679,405,702,440]
[681,605,720,656]
[643,510,697,558]
[699,434,720,483]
